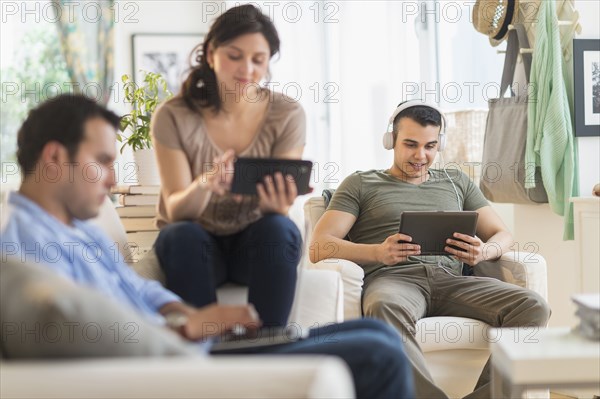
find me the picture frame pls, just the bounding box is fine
[573,39,600,137]
[132,33,203,94]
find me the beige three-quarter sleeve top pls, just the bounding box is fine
[151,90,306,236]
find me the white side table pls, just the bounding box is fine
[571,197,600,293]
[491,327,600,398]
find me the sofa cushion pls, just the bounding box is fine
[304,196,327,234]
[89,196,134,262]
[131,248,166,284]
[0,258,195,359]
[416,317,490,352]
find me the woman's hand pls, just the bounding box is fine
[196,149,236,195]
[257,172,297,215]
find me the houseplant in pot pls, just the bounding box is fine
[118,71,172,186]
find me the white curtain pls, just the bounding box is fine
[321,1,421,179]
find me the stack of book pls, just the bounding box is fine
[572,293,600,340]
[111,185,161,261]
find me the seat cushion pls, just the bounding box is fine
[289,268,344,329]
[416,317,491,352]
[0,258,194,359]
[132,248,166,283]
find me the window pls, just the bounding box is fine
[1,0,70,188]
[238,0,423,185]
[433,0,505,110]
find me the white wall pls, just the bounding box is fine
[575,0,600,196]
[112,1,209,87]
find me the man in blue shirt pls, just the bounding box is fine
[0,94,413,399]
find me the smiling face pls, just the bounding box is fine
[389,117,441,184]
[62,117,117,220]
[207,32,271,97]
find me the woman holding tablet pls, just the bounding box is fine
[151,5,304,326]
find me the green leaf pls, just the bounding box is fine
[118,70,173,150]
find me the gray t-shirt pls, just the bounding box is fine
[327,169,489,275]
[151,90,306,235]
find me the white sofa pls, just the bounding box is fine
[303,196,549,399]
[0,197,354,399]
[90,197,345,330]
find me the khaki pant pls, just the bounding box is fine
[362,263,551,399]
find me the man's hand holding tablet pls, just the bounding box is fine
[444,232,487,266]
[375,233,421,265]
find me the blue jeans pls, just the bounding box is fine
[216,318,415,399]
[155,215,301,326]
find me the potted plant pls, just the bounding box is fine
[118,71,172,186]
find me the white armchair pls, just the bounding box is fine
[304,196,549,399]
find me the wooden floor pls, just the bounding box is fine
[551,392,599,399]
[551,393,576,399]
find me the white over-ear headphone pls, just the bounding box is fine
[382,100,447,151]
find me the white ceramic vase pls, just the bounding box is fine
[132,148,160,186]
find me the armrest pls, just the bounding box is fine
[474,252,548,300]
[131,248,166,284]
[309,259,365,320]
[0,356,354,399]
[289,268,344,328]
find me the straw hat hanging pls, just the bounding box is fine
[473,0,520,46]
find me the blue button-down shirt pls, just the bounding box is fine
[1,192,181,325]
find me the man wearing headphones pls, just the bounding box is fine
[310,100,551,399]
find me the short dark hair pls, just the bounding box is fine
[182,4,280,113]
[392,105,442,140]
[17,94,121,173]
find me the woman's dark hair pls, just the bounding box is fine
[181,4,280,113]
[17,94,121,174]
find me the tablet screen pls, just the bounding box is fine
[231,158,313,195]
[398,211,478,256]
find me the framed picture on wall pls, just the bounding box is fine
[574,39,600,137]
[132,33,203,94]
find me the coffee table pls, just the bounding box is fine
[491,327,600,398]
